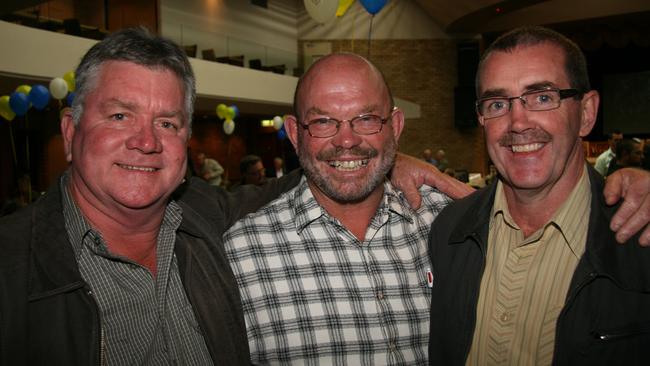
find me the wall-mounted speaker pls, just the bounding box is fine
[454,86,478,129]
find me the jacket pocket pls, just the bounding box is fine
[591,320,650,342]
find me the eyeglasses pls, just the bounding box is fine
[300,108,395,138]
[476,88,582,120]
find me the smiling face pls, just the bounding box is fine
[62,61,189,216]
[285,55,404,204]
[478,43,599,199]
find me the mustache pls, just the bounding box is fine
[498,129,552,146]
[317,146,378,161]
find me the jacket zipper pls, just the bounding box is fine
[86,288,106,366]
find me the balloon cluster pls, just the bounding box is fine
[304,0,388,23]
[0,71,76,122]
[216,103,239,135]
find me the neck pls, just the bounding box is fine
[308,181,385,241]
[68,180,165,275]
[502,154,585,238]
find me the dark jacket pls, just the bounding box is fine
[428,166,650,365]
[0,171,301,365]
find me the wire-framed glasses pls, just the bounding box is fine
[300,108,396,138]
[476,88,582,120]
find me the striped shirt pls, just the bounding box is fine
[61,174,213,365]
[467,166,591,366]
[224,177,451,365]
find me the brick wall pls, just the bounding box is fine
[298,39,488,175]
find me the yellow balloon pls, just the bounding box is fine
[15,84,32,96]
[336,0,355,17]
[216,103,227,119]
[0,95,16,121]
[63,71,76,92]
[225,107,235,120]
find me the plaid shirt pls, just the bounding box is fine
[224,177,451,365]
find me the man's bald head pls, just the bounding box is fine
[293,53,394,120]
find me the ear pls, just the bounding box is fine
[389,108,405,140]
[578,90,599,137]
[60,108,76,163]
[284,115,300,151]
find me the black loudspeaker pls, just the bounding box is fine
[454,86,478,129]
[457,41,479,86]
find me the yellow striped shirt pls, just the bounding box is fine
[466,165,591,366]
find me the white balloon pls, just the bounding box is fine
[223,119,235,135]
[49,77,69,100]
[273,116,284,131]
[304,0,338,24]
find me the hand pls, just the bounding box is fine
[391,152,475,209]
[604,168,650,246]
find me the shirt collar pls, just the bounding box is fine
[292,176,414,234]
[61,170,183,257]
[491,165,591,256]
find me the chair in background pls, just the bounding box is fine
[202,49,217,61]
[63,18,82,36]
[249,59,263,70]
[183,44,197,58]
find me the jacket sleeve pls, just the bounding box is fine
[220,168,302,228]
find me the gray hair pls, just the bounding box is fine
[71,27,195,129]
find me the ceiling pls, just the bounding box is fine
[413,0,650,35]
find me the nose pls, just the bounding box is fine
[125,121,162,153]
[330,119,362,149]
[508,98,533,132]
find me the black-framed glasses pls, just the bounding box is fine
[476,88,583,120]
[300,108,396,138]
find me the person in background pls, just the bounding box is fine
[428,26,650,365]
[197,151,224,186]
[434,149,448,171]
[421,148,437,165]
[239,154,267,186]
[267,156,286,178]
[606,138,644,176]
[594,130,623,176]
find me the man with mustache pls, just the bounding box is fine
[428,26,650,365]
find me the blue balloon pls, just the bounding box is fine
[66,92,76,106]
[359,0,388,15]
[277,127,287,141]
[29,84,50,110]
[9,92,30,116]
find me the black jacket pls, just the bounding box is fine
[0,172,300,365]
[428,166,650,365]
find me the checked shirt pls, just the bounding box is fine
[224,177,451,365]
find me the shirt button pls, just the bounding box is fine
[377,291,384,300]
[500,312,510,322]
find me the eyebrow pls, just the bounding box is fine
[303,104,383,118]
[479,81,559,99]
[102,98,184,121]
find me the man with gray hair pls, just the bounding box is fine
[0,27,303,365]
